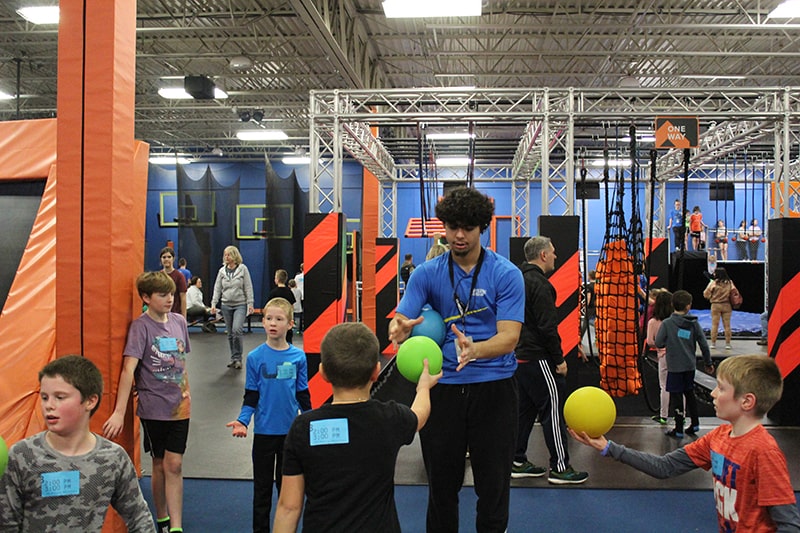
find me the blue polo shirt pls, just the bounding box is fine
[670,208,683,227]
[397,249,524,384]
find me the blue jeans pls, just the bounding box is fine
[761,311,768,338]
[221,304,246,362]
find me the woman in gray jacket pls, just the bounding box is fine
[211,245,254,369]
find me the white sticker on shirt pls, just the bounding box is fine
[277,362,296,380]
[309,418,349,446]
[41,471,80,497]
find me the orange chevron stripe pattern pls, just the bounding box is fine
[558,305,581,356]
[550,252,579,308]
[376,244,397,289]
[304,215,338,273]
[644,238,667,288]
[771,271,800,378]
[643,237,666,259]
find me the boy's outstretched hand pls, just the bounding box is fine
[417,358,442,391]
[227,420,248,438]
[568,428,609,451]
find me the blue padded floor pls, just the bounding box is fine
[693,308,762,337]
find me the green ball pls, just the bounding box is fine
[396,336,443,383]
[0,436,8,478]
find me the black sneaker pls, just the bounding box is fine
[685,425,699,436]
[756,338,768,346]
[227,360,242,369]
[156,519,170,533]
[511,460,546,478]
[548,466,588,485]
[665,428,684,439]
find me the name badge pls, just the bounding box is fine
[158,337,179,351]
[277,362,296,380]
[677,328,691,339]
[41,471,80,498]
[309,418,349,446]
[711,450,724,477]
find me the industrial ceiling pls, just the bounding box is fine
[1,1,799,163]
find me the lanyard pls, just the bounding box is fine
[448,247,485,332]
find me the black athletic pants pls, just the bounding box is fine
[420,378,518,533]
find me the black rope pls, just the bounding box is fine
[579,160,595,359]
[677,148,691,290]
[639,148,660,413]
[417,125,427,230]
[467,121,475,188]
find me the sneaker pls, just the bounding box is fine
[709,343,716,349]
[756,338,768,346]
[665,428,684,439]
[227,361,242,369]
[511,461,546,478]
[548,466,588,485]
[725,344,732,350]
[157,519,170,533]
[685,425,699,436]
[651,415,667,425]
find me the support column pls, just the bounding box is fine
[56,2,146,531]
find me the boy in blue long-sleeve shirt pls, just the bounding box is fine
[655,290,714,439]
[227,297,311,533]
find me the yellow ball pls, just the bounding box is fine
[563,386,616,438]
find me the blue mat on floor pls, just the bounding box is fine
[140,477,726,532]
[693,308,761,337]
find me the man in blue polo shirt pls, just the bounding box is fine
[390,187,524,533]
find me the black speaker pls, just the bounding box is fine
[184,76,216,99]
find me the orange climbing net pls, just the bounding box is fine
[595,239,642,397]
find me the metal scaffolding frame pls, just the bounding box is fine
[309,87,800,235]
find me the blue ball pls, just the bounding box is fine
[411,308,446,346]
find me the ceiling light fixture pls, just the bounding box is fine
[282,147,309,165]
[0,90,14,100]
[619,132,656,143]
[158,77,227,100]
[158,88,193,99]
[426,132,475,141]
[587,158,650,168]
[282,155,311,165]
[435,156,472,167]
[236,130,288,141]
[149,155,191,165]
[382,0,481,18]
[17,6,60,25]
[768,0,800,18]
[252,110,265,122]
[679,74,747,80]
[229,55,253,70]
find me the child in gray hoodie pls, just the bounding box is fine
[655,290,714,439]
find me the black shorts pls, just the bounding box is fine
[690,231,701,238]
[666,370,695,393]
[141,418,190,458]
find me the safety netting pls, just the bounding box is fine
[595,134,645,397]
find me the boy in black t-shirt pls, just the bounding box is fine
[273,323,441,533]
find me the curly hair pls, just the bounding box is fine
[435,187,494,232]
